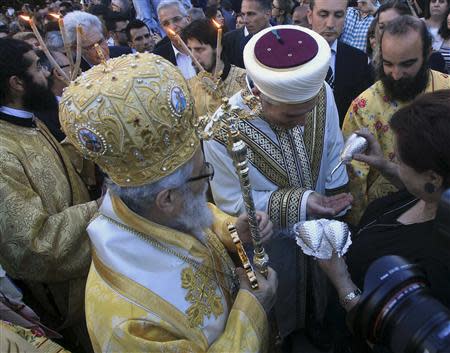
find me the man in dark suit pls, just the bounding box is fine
[222,0,271,68]
[308,0,373,126]
[153,0,196,79]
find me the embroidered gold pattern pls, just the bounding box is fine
[181,267,224,328]
[272,126,313,189]
[214,122,290,187]
[304,85,327,187]
[268,188,307,229]
[214,84,328,229]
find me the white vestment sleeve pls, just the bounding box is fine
[324,84,349,194]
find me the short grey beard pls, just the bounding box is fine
[168,184,213,243]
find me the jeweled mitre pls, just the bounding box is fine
[59,53,199,186]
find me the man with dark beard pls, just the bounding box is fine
[0,38,99,352]
[35,49,70,141]
[342,15,450,224]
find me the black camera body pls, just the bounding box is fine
[346,189,450,353]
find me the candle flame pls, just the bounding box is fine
[20,15,31,22]
[49,13,60,19]
[166,28,176,36]
[211,19,221,29]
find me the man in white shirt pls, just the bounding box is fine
[153,0,196,79]
[203,25,352,341]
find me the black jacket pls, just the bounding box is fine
[153,36,177,66]
[222,27,250,69]
[334,41,373,126]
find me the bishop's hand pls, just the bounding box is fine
[237,266,278,313]
[306,192,353,218]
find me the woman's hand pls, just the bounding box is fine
[317,254,361,311]
[352,129,386,170]
[353,129,404,189]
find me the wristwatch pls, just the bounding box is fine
[341,288,362,307]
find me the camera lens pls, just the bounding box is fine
[348,255,450,353]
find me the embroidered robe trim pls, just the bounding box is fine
[213,85,327,229]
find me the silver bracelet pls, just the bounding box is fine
[341,288,362,307]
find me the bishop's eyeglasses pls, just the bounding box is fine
[186,162,215,183]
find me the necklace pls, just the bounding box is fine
[356,198,419,236]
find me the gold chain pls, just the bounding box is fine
[99,214,239,296]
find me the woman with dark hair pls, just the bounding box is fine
[318,90,450,352]
[438,7,450,71]
[271,0,293,24]
[204,5,229,32]
[423,0,449,50]
[320,90,450,312]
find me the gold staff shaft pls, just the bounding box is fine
[223,99,269,277]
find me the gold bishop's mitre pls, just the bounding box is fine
[59,53,199,187]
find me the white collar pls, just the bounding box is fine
[172,43,187,57]
[0,106,34,119]
[244,24,271,37]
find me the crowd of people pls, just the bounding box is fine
[0,0,450,352]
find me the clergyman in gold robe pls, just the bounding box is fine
[0,38,99,352]
[182,19,247,117]
[59,52,278,353]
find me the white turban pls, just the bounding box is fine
[244,25,331,104]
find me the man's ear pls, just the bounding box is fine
[53,67,64,81]
[154,188,176,213]
[8,75,25,95]
[427,170,444,191]
[307,8,312,25]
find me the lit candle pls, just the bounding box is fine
[167,28,205,73]
[94,43,108,68]
[20,15,70,83]
[50,13,75,77]
[212,19,223,77]
[72,25,83,80]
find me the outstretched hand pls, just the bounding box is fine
[307,192,353,218]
